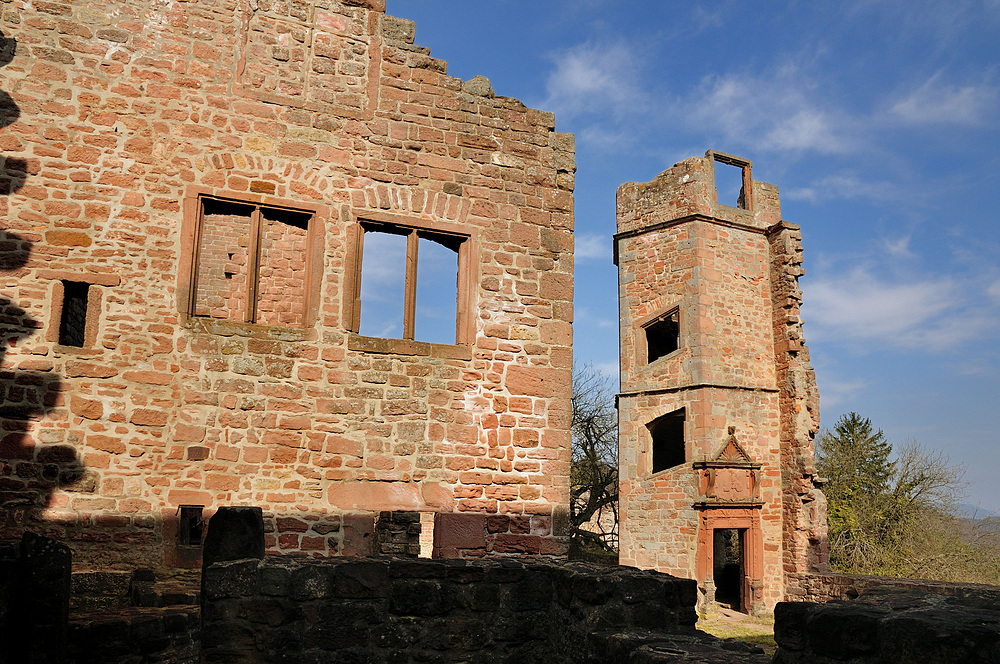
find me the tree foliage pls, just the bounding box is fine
[818,412,1000,583]
[570,364,618,553]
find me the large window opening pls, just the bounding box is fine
[713,528,745,611]
[644,309,679,364]
[648,408,685,473]
[192,197,313,328]
[58,281,90,347]
[357,222,465,345]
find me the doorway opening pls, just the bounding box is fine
[713,528,744,611]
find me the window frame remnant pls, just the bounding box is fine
[346,213,476,354]
[179,191,325,331]
[648,408,686,474]
[643,307,680,365]
[46,276,109,351]
[708,151,753,211]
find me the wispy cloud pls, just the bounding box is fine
[692,66,860,155]
[575,233,610,261]
[802,267,997,351]
[542,40,646,121]
[785,172,907,204]
[888,74,998,126]
[817,376,869,409]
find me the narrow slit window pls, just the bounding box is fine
[178,505,204,547]
[58,281,89,347]
[645,309,679,364]
[649,408,685,473]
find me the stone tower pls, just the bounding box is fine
[614,151,827,613]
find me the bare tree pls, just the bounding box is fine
[570,364,619,552]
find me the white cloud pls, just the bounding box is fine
[575,233,609,261]
[883,235,915,258]
[802,267,996,351]
[785,172,905,204]
[542,40,646,121]
[694,68,859,155]
[817,377,869,410]
[988,280,1000,302]
[889,74,998,126]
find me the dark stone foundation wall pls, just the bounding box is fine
[775,581,1000,663]
[201,556,700,663]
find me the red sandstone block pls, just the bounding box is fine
[277,517,308,533]
[174,424,206,442]
[130,409,168,427]
[492,533,541,554]
[86,435,125,455]
[122,370,173,385]
[341,513,375,557]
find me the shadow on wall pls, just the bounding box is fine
[0,31,85,545]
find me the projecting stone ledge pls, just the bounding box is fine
[774,584,1000,663]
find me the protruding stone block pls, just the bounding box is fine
[202,506,265,568]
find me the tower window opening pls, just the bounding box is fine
[644,309,679,364]
[648,408,685,473]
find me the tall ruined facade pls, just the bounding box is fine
[0,0,575,568]
[615,152,826,612]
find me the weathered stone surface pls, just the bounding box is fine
[774,585,1000,664]
[201,556,761,663]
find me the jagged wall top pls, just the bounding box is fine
[616,152,782,236]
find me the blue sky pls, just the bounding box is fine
[388,0,1000,510]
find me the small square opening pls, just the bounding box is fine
[178,505,204,547]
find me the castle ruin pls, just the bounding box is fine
[0,0,829,617]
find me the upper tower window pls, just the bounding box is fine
[643,308,680,364]
[709,151,752,210]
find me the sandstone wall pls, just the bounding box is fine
[0,0,575,568]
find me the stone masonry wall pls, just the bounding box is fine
[0,0,575,569]
[200,555,702,663]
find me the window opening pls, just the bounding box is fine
[177,505,204,547]
[415,236,459,345]
[358,223,462,345]
[58,281,89,347]
[645,309,679,363]
[359,230,408,339]
[714,160,746,209]
[192,197,312,327]
[648,408,685,473]
[713,528,745,611]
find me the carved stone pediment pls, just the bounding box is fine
[693,427,763,508]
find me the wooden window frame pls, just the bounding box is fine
[178,188,326,332]
[345,211,477,357]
